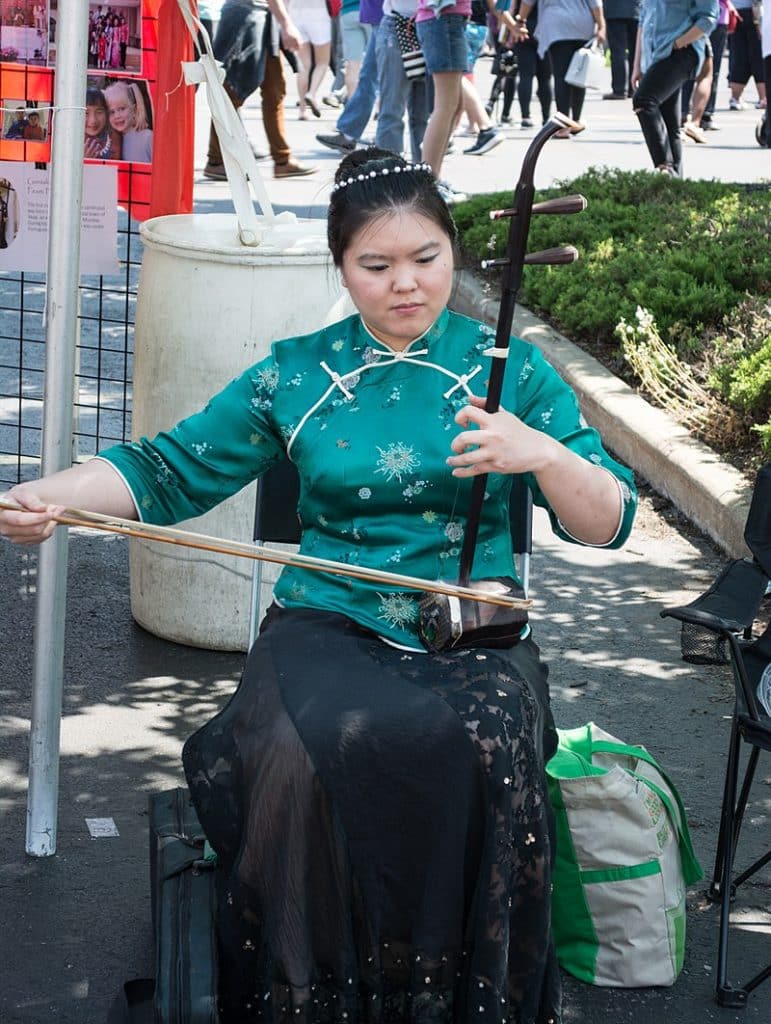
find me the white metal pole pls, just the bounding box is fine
[26,0,89,856]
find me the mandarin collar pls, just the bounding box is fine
[355,308,450,355]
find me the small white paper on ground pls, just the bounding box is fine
[85,817,120,838]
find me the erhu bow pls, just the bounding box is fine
[418,112,587,652]
[0,500,530,610]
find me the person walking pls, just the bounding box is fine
[204,0,317,179]
[603,0,640,99]
[512,0,606,134]
[373,0,432,168]
[316,0,383,151]
[699,0,731,129]
[288,0,333,118]
[728,0,766,109]
[631,0,718,175]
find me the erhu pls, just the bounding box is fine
[418,112,588,653]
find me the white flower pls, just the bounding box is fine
[358,487,372,500]
[375,442,421,482]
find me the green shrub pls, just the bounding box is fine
[456,168,771,357]
[456,169,771,464]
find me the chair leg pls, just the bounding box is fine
[709,712,740,902]
[731,745,760,857]
[715,716,747,1007]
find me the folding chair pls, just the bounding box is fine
[661,463,771,1008]
[247,458,534,648]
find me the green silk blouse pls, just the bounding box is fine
[99,310,637,649]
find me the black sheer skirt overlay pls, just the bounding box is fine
[183,606,562,1024]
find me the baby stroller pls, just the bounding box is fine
[486,46,519,122]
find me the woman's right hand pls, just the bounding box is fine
[0,487,64,545]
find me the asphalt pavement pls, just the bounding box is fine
[1,53,770,1024]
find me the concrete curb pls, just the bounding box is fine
[449,270,753,559]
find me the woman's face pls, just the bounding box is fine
[85,103,107,137]
[340,208,454,351]
[106,91,133,133]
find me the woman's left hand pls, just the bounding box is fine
[447,395,556,477]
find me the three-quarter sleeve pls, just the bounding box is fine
[505,339,637,549]
[96,353,285,524]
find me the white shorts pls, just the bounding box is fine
[291,6,331,47]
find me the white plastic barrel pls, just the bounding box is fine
[131,213,344,651]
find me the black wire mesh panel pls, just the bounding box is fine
[680,621,729,665]
[0,207,141,489]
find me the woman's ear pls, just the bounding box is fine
[339,273,348,289]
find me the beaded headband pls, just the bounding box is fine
[331,161,433,193]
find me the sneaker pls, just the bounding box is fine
[203,162,227,180]
[322,93,342,109]
[520,117,533,128]
[729,97,745,111]
[702,116,720,131]
[437,181,468,204]
[602,92,626,100]
[500,115,512,125]
[316,131,356,153]
[463,127,504,155]
[683,119,707,144]
[274,159,317,178]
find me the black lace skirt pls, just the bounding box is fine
[183,605,562,1024]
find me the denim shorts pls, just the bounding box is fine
[416,14,470,75]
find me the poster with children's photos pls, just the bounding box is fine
[0,0,49,66]
[48,1,143,74]
[85,74,153,164]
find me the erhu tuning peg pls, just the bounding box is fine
[489,207,517,221]
[480,257,511,270]
[532,195,587,215]
[523,246,579,266]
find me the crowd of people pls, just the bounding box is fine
[200,0,769,193]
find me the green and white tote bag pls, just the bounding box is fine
[546,722,703,987]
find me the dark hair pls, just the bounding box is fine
[86,87,108,112]
[327,147,457,267]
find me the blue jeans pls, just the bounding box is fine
[375,14,431,161]
[337,27,379,140]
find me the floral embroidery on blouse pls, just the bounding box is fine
[402,479,430,503]
[374,442,421,483]
[518,359,535,385]
[444,521,464,543]
[358,487,372,500]
[377,592,419,629]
